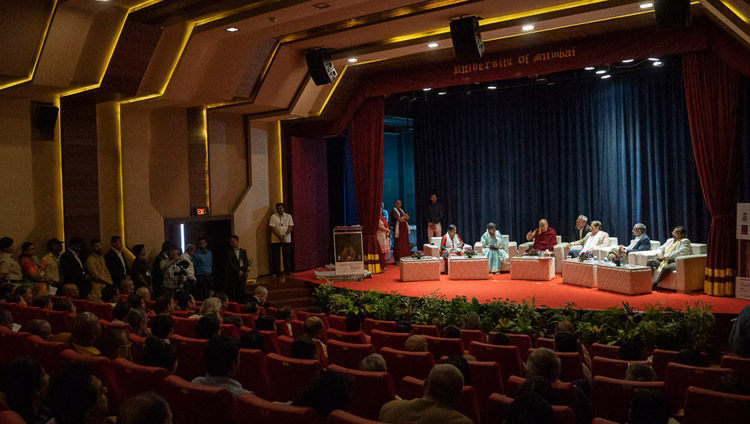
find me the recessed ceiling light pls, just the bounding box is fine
[584,66,595,71]
[427,42,439,48]
[601,74,612,79]
[347,58,358,63]
[522,25,535,31]
[653,61,663,67]
[639,2,653,9]
[647,57,659,61]
[622,59,634,63]
[438,91,447,95]
[595,69,607,74]
[226,27,239,32]
[487,85,497,90]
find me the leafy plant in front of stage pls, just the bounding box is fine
[414,290,449,326]
[681,301,715,350]
[507,297,546,338]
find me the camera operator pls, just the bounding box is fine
[160,247,191,293]
[180,244,197,294]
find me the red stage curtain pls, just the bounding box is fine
[348,96,386,273]
[682,52,742,296]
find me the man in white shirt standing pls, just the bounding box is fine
[269,203,294,277]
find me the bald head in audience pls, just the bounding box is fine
[404,335,428,352]
[304,316,325,340]
[21,319,52,340]
[70,312,101,347]
[425,364,465,408]
[118,392,172,424]
[61,284,79,299]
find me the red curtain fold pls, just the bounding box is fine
[348,96,386,273]
[682,52,742,296]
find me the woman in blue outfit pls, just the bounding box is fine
[481,223,508,274]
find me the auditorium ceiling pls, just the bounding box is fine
[1,0,748,123]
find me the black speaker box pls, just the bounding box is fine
[654,0,691,32]
[34,105,59,132]
[450,16,484,62]
[305,49,337,86]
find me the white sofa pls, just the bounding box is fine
[551,237,617,274]
[629,243,708,293]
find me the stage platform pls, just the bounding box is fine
[296,266,749,315]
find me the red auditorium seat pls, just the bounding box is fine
[468,360,505,411]
[161,375,238,424]
[591,376,665,423]
[486,393,513,424]
[370,329,410,351]
[277,334,293,356]
[0,327,29,368]
[326,328,368,344]
[60,349,119,412]
[423,335,464,359]
[590,419,621,424]
[224,311,256,328]
[363,318,397,334]
[24,335,67,376]
[296,310,329,328]
[0,410,26,424]
[227,301,241,313]
[99,319,133,333]
[328,364,396,421]
[15,305,41,326]
[171,310,191,318]
[291,319,305,337]
[398,377,480,424]
[590,343,621,359]
[327,339,376,370]
[70,299,90,313]
[556,352,585,382]
[235,348,271,399]
[490,332,533,362]
[650,349,679,380]
[682,386,750,424]
[410,324,440,337]
[460,329,485,347]
[506,376,580,411]
[265,353,323,402]
[129,333,146,361]
[236,393,317,424]
[256,329,281,354]
[112,358,168,402]
[399,376,425,400]
[90,303,114,321]
[469,341,524,383]
[144,299,156,312]
[536,337,555,349]
[220,323,240,337]
[720,355,750,382]
[169,334,208,380]
[171,316,198,338]
[592,357,649,380]
[328,314,348,331]
[664,362,733,413]
[275,319,291,337]
[327,409,387,424]
[39,309,73,334]
[379,347,434,396]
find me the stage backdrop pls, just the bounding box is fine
[413,63,712,246]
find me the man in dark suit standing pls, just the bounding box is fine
[104,235,129,287]
[60,236,89,289]
[152,241,172,296]
[226,235,248,302]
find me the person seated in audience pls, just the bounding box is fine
[618,340,644,361]
[275,305,293,334]
[0,309,13,330]
[174,290,197,313]
[291,335,319,360]
[567,220,609,258]
[97,327,131,360]
[625,363,657,382]
[345,314,362,332]
[440,224,465,259]
[150,314,174,341]
[198,297,222,319]
[6,292,25,305]
[191,335,250,396]
[195,314,221,339]
[527,348,561,383]
[405,335,428,352]
[304,316,328,358]
[359,353,387,372]
[292,370,353,420]
[554,332,591,383]
[555,320,591,368]
[396,320,412,333]
[112,301,131,324]
[101,285,119,306]
[135,287,151,302]
[153,294,173,315]
[379,363,473,424]
[140,336,178,374]
[128,293,145,310]
[240,329,265,352]
[119,277,135,298]
[32,295,52,309]
[61,283,80,299]
[443,325,461,339]
[519,375,557,405]
[255,315,277,331]
[242,301,261,317]
[571,215,591,245]
[712,373,750,396]
[523,219,558,253]
[676,348,709,367]
[14,285,33,305]
[506,391,555,424]
[21,319,52,340]
[481,223,509,274]
[628,388,676,424]
[648,226,692,290]
[126,308,148,337]
[61,312,102,356]
[608,223,651,263]
[0,282,15,300]
[730,305,750,358]
[47,363,110,424]
[247,285,269,308]
[463,312,481,330]
[491,332,511,346]
[444,355,471,385]
[117,392,172,424]
[53,298,76,314]
[0,357,51,424]
[222,315,243,331]
[214,291,230,312]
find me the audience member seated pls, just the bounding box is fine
[292,370,353,420]
[53,298,76,314]
[443,325,461,339]
[242,301,261,317]
[676,348,709,367]
[291,336,319,360]
[6,293,25,305]
[1,309,13,329]
[199,297,222,319]
[396,320,412,333]
[507,392,555,424]
[0,282,15,300]
[195,314,221,339]
[66,312,102,356]
[304,316,327,358]
[112,301,131,324]
[345,314,362,332]
[119,278,135,298]
[519,375,557,405]
[628,388,676,424]
[101,285,119,305]
[59,283,79,299]
[255,315,276,331]
[14,285,33,305]
[379,363,472,424]
[97,328,131,360]
[149,314,174,341]
[360,353,388,372]
[567,220,609,258]
[191,335,250,396]
[730,305,750,358]
[625,363,657,382]
[0,357,51,424]
[444,355,471,385]
[463,312,481,330]
[32,295,52,309]
[140,336,178,373]
[174,291,196,313]
[214,291,230,312]
[21,319,52,340]
[555,320,591,367]
[712,373,750,395]
[555,331,591,382]
[126,308,148,337]
[153,295,173,315]
[618,340,644,361]
[223,314,243,329]
[405,335,428,352]
[247,285,269,308]
[275,305,292,334]
[47,363,110,424]
[240,329,265,352]
[608,223,651,263]
[527,348,561,383]
[117,392,172,424]
[128,293,145,311]
[491,333,511,346]
[135,287,151,303]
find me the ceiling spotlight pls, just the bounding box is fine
[622,59,634,63]
[522,24,535,31]
[647,57,659,61]
[423,88,432,91]
[601,74,612,79]
[487,85,497,90]
[595,69,607,75]
[347,58,358,63]
[584,66,595,71]
[226,27,239,32]
[653,61,663,67]
[639,2,653,9]
[427,42,439,48]
[438,91,447,95]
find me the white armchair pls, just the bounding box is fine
[629,243,708,293]
[592,237,618,260]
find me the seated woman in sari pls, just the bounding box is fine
[440,224,465,259]
[481,223,508,274]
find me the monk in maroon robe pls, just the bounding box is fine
[525,219,558,251]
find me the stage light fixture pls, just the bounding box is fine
[427,42,439,48]
[601,74,612,79]
[653,61,663,67]
[423,87,431,91]
[438,91,447,95]
[640,2,653,9]
[347,58,358,63]
[622,59,634,63]
[226,27,239,32]
[487,85,497,89]
[595,69,607,74]
[648,57,659,61]
[584,66,595,71]
[522,24,535,31]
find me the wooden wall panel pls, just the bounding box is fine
[186,106,209,210]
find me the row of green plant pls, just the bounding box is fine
[313,283,716,351]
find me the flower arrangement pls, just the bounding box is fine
[411,250,424,259]
[578,251,594,262]
[526,248,541,257]
[611,253,626,266]
[464,248,477,258]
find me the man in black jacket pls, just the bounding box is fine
[226,235,248,302]
[59,236,88,289]
[152,241,172,296]
[105,235,129,287]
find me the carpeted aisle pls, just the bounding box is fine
[296,267,749,314]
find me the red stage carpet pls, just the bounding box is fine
[296,267,749,314]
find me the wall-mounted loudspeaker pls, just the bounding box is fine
[306,49,338,86]
[450,16,484,62]
[654,0,691,32]
[34,104,59,132]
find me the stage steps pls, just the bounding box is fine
[244,275,318,310]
